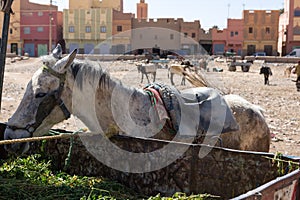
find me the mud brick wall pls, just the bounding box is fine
[29,134,289,199]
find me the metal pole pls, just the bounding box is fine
[0,0,14,110]
[49,0,52,53]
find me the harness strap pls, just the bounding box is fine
[57,98,71,119]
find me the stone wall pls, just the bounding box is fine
[28,134,295,199]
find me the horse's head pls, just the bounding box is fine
[4,49,77,154]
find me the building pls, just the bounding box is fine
[21,1,62,57]
[212,19,244,56]
[64,0,134,54]
[0,0,62,57]
[112,10,135,54]
[226,19,244,55]
[0,0,21,55]
[243,10,280,56]
[199,28,212,55]
[63,8,113,54]
[278,0,300,56]
[137,0,148,21]
[131,18,202,56]
[212,28,227,55]
[69,0,123,12]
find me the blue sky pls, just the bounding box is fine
[29,0,284,30]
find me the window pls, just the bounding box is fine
[9,28,13,34]
[38,11,43,16]
[249,27,253,34]
[100,26,106,33]
[295,9,300,17]
[266,27,270,34]
[85,26,91,33]
[117,25,122,32]
[184,33,188,37]
[235,31,238,35]
[192,33,196,38]
[37,27,43,32]
[230,31,234,37]
[24,27,30,34]
[170,34,174,40]
[69,26,75,33]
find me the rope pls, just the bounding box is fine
[0,128,88,146]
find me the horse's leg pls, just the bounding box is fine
[153,72,156,82]
[141,73,144,83]
[170,73,175,85]
[145,73,150,83]
[181,76,185,85]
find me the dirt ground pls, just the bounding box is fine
[1,57,300,156]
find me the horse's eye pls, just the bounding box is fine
[35,92,47,98]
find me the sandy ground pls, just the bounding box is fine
[1,57,300,156]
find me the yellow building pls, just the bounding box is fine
[0,0,21,55]
[64,0,132,54]
[243,10,280,56]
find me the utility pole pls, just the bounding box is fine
[49,0,52,53]
[0,0,14,110]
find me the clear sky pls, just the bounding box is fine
[29,0,284,30]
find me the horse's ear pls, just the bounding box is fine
[53,49,77,72]
[52,44,63,59]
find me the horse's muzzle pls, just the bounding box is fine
[4,128,31,154]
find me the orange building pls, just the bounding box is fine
[112,10,135,54]
[243,10,280,56]
[137,0,148,21]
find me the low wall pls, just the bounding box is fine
[245,56,300,63]
[28,134,297,199]
[73,54,147,61]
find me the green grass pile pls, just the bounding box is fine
[0,154,218,200]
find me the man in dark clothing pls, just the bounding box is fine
[260,65,272,85]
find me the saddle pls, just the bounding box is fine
[144,83,238,138]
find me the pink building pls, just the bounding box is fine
[278,0,300,56]
[20,0,63,57]
[212,28,227,55]
[226,19,244,55]
[212,19,244,56]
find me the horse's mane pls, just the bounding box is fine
[70,59,112,91]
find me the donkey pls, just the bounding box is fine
[136,62,158,83]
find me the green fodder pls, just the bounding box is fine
[0,154,143,200]
[0,154,219,200]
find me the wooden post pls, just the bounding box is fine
[0,0,14,110]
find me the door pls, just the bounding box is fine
[84,43,94,54]
[24,43,35,57]
[247,45,256,56]
[69,43,79,53]
[37,44,48,57]
[264,45,273,56]
[11,43,18,55]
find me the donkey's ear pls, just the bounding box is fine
[52,44,63,59]
[53,49,77,72]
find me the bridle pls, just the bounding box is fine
[6,65,71,137]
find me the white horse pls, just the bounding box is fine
[4,48,241,154]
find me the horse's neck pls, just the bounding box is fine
[72,75,152,133]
